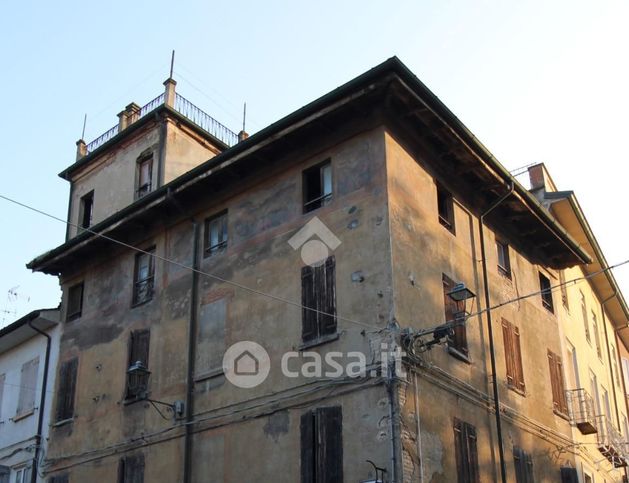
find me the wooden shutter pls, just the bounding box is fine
[57,358,78,421]
[119,454,144,483]
[300,411,315,483]
[301,265,317,342]
[503,320,525,392]
[454,418,479,483]
[513,325,525,392]
[548,350,568,415]
[514,447,534,483]
[319,256,337,336]
[560,467,578,483]
[49,474,69,483]
[318,406,343,483]
[17,357,39,416]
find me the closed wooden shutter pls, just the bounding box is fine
[548,350,568,415]
[319,256,337,336]
[301,407,343,483]
[301,265,317,342]
[300,411,315,483]
[503,319,525,392]
[56,358,78,422]
[513,325,525,392]
[513,447,535,483]
[49,474,69,483]
[119,454,144,483]
[560,467,578,483]
[17,357,39,416]
[453,418,479,483]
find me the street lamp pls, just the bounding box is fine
[126,361,185,420]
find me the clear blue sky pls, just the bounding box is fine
[1,0,627,324]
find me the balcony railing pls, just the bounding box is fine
[596,415,628,468]
[566,388,598,435]
[85,92,238,155]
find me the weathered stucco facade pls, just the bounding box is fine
[28,57,629,483]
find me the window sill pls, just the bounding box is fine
[498,267,512,281]
[52,418,74,428]
[131,297,153,309]
[299,333,340,351]
[554,409,570,422]
[447,346,471,364]
[12,409,35,422]
[507,385,526,397]
[203,246,227,259]
[66,313,82,323]
[195,367,224,382]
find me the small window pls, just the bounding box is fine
[79,191,94,231]
[548,350,568,415]
[56,358,78,422]
[300,407,343,482]
[17,357,39,417]
[580,291,590,342]
[496,240,511,278]
[437,184,455,233]
[453,418,479,483]
[302,256,337,343]
[303,161,332,213]
[132,249,155,306]
[592,312,602,359]
[502,319,525,394]
[66,283,84,321]
[118,453,145,483]
[513,447,534,483]
[14,467,32,483]
[136,155,153,199]
[539,273,554,313]
[204,211,228,256]
[126,329,150,400]
[443,274,468,358]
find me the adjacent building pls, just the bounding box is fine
[0,309,60,483]
[27,57,629,482]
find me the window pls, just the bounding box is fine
[583,472,593,483]
[548,350,568,416]
[303,160,332,213]
[302,256,336,343]
[14,467,31,483]
[560,468,578,483]
[300,406,343,483]
[580,292,590,342]
[592,312,602,358]
[56,358,78,422]
[126,329,150,400]
[443,274,468,358]
[66,282,84,321]
[136,155,153,199]
[496,240,511,278]
[437,184,455,233]
[204,211,228,256]
[453,418,479,483]
[16,357,39,417]
[539,273,553,313]
[589,370,601,415]
[132,249,155,306]
[559,270,569,310]
[513,447,534,483]
[48,474,69,483]
[502,319,525,394]
[79,191,94,231]
[118,453,144,483]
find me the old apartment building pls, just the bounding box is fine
[26,57,629,482]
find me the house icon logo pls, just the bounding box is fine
[223,341,270,388]
[288,216,341,267]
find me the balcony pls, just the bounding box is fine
[566,388,598,435]
[596,415,628,468]
[84,89,238,156]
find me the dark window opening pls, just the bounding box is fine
[513,447,534,483]
[133,249,155,306]
[502,318,525,394]
[204,211,228,256]
[454,418,479,483]
[303,161,332,213]
[560,468,578,483]
[126,329,150,400]
[136,156,153,199]
[56,358,78,422]
[118,453,144,483]
[496,240,511,278]
[443,273,468,357]
[48,474,69,483]
[437,184,455,233]
[300,406,343,483]
[79,191,94,230]
[548,350,568,416]
[301,256,336,343]
[66,283,84,321]
[539,273,554,313]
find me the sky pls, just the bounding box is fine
[0,0,627,324]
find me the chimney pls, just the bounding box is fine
[118,103,141,131]
[164,78,177,108]
[238,130,249,142]
[76,139,87,160]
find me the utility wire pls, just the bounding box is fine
[1,193,628,335]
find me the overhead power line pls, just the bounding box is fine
[1,193,627,335]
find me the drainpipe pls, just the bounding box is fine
[478,181,514,483]
[386,358,401,483]
[183,218,200,483]
[28,319,52,483]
